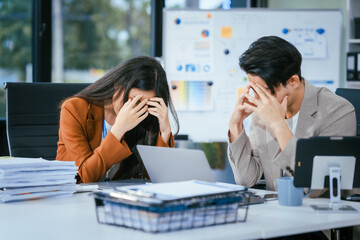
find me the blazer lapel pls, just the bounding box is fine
[296,80,318,139]
[86,103,103,151]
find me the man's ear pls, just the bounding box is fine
[287,75,300,89]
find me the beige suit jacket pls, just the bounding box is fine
[228,80,356,192]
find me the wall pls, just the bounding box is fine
[267,0,348,87]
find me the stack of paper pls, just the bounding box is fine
[115,180,247,201]
[0,157,77,203]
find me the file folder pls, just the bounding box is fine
[347,52,357,81]
[357,52,360,80]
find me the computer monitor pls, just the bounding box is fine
[294,136,360,211]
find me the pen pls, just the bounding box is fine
[286,166,295,177]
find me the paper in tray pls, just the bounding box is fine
[92,180,250,232]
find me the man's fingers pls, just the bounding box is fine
[250,82,268,101]
[245,93,260,106]
[255,83,272,98]
[236,85,251,104]
[243,102,257,113]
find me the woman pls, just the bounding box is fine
[56,56,179,183]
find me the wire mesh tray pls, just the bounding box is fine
[93,187,250,233]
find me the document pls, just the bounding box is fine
[0,184,76,203]
[116,180,246,201]
[0,157,77,202]
[0,191,74,203]
[0,157,77,172]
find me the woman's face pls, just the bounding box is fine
[112,88,156,114]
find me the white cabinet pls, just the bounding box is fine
[347,0,360,52]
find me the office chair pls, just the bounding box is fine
[335,88,360,136]
[5,82,90,159]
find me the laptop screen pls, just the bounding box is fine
[135,145,215,183]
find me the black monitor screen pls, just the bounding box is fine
[294,136,360,188]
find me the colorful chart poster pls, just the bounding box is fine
[171,80,213,111]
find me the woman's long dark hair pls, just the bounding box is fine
[74,56,179,179]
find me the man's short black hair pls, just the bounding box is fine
[239,36,302,95]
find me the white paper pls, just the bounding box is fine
[0,191,74,203]
[0,157,76,169]
[0,184,76,195]
[0,157,77,202]
[0,178,77,188]
[116,180,245,200]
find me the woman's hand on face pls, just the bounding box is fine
[111,94,148,141]
[147,97,172,143]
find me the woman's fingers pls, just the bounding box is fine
[133,111,148,127]
[147,98,168,116]
[147,98,166,110]
[122,98,132,109]
[148,108,160,117]
[135,104,147,117]
[133,98,148,113]
[128,94,143,107]
[149,97,166,107]
[146,100,160,108]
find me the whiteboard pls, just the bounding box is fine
[162,9,342,141]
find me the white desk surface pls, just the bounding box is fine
[1,192,360,240]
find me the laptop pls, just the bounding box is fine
[135,145,215,183]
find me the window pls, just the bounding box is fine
[0,0,32,118]
[52,0,152,83]
[165,0,230,9]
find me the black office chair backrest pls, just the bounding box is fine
[5,82,90,159]
[335,88,360,136]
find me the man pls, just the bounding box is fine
[228,36,356,192]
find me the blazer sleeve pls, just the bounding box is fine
[156,132,175,148]
[227,120,263,187]
[272,99,356,177]
[58,102,132,183]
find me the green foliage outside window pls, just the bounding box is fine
[0,0,151,118]
[0,0,31,81]
[62,0,151,70]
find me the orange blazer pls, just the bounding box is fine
[56,97,174,183]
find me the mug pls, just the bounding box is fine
[276,177,304,206]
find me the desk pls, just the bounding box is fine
[1,193,359,240]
